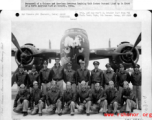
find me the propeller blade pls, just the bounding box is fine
[11,33,22,53]
[130,58,136,68]
[131,33,141,52]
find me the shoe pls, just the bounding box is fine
[39,113,42,116]
[23,112,28,116]
[114,112,118,115]
[99,108,103,113]
[86,112,90,116]
[103,112,106,116]
[138,108,141,110]
[58,113,62,116]
[71,113,74,116]
[71,112,74,116]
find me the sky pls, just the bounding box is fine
[11,21,141,71]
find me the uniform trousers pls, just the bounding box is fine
[31,100,44,115]
[133,85,141,109]
[14,99,29,113]
[62,101,75,114]
[107,101,118,113]
[120,99,137,113]
[77,101,92,114]
[47,100,62,114]
[91,100,107,113]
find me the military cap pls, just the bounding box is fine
[33,81,38,85]
[135,64,140,68]
[93,61,100,65]
[55,57,60,60]
[20,84,25,88]
[79,60,85,64]
[119,63,124,68]
[32,65,36,69]
[105,63,111,68]
[43,60,48,65]
[18,64,24,68]
[109,80,114,85]
[67,62,72,66]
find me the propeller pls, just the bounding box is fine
[131,33,141,52]
[130,33,141,68]
[12,33,32,64]
[118,33,141,68]
[12,33,22,53]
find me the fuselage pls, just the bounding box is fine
[60,28,90,70]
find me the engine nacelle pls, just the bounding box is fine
[110,43,139,69]
[15,44,38,66]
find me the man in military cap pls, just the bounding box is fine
[115,63,131,103]
[64,62,77,92]
[105,81,118,114]
[62,82,76,116]
[103,63,116,90]
[76,60,90,90]
[50,57,65,92]
[46,82,62,115]
[120,81,136,113]
[28,65,39,93]
[12,64,30,91]
[130,64,141,110]
[90,83,107,115]
[30,81,45,116]
[39,60,52,95]
[90,61,104,91]
[13,84,30,116]
[76,81,92,116]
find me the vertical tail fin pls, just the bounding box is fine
[109,39,111,48]
[49,40,51,49]
[48,40,51,63]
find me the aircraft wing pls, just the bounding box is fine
[30,49,60,59]
[90,46,141,60]
[89,48,116,60]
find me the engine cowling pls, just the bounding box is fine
[15,44,38,66]
[110,43,139,69]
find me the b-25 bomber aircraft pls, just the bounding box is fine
[11,28,141,77]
